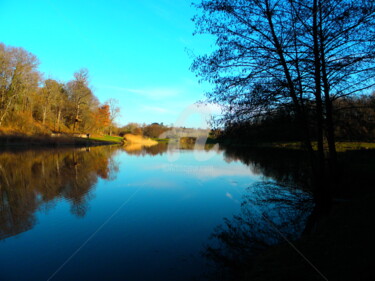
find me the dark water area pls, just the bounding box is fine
[0,144,314,281]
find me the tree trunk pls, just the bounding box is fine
[42,107,47,125]
[324,99,337,167]
[265,0,314,156]
[73,104,80,132]
[0,98,14,127]
[312,0,332,209]
[318,0,337,169]
[56,108,61,132]
[312,0,326,178]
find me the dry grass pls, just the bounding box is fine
[123,134,158,147]
[0,126,30,136]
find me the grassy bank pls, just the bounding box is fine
[216,137,375,152]
[266,141,375,151]
[88,135,123,143]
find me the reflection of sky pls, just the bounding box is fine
[96,149,260,279]
[0,148,263,281]
[146,163,258,180]
[117,150,262,191]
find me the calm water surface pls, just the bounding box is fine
[0,144,313,280]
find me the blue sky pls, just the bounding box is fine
[0,0,219,127]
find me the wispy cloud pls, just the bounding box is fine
[97,83,221,128]
[141,105,174,114]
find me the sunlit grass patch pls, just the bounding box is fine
[270,141,375,151]
[88,135,123,143]
[335,142,375,152]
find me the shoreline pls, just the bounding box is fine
[0,134,122,150]
[216,138,375,152]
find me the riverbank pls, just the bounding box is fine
[0,134,123,149]
[267,141,375,152]
[216,137,375,152]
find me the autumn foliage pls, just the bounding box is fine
[0,42,120,136]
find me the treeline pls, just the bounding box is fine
[0,42,119,135]
[221,94,375,143]
[117,122,211,139]
[117,122,169,138]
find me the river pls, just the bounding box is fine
[0,144,313,280]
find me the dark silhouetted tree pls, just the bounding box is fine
[192,0,375,193]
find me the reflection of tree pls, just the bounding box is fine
[221,145,313,189]
[122,143,168,156]
[204,182,314,280]
[122,142,219,157]
[0,146,119,239]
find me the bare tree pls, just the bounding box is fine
[192,0,375,188]
[0,43,40,126]
[39,79,65,127]
[105,98,121,135]
[66,68,94,132]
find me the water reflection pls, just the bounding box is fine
[121,142,217,156]
[0,142,219,242]
[204,182,314,280]
[221,145,313,188]
[0,143,316,280]
[122,142,168,156]
[202,146,315,280]
[0,146,119,240]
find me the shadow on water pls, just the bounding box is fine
[221,145,313,188]
[0,146,119,240]
[203,183,314,280]
[196,145,315,280]
[202,144,375,280]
